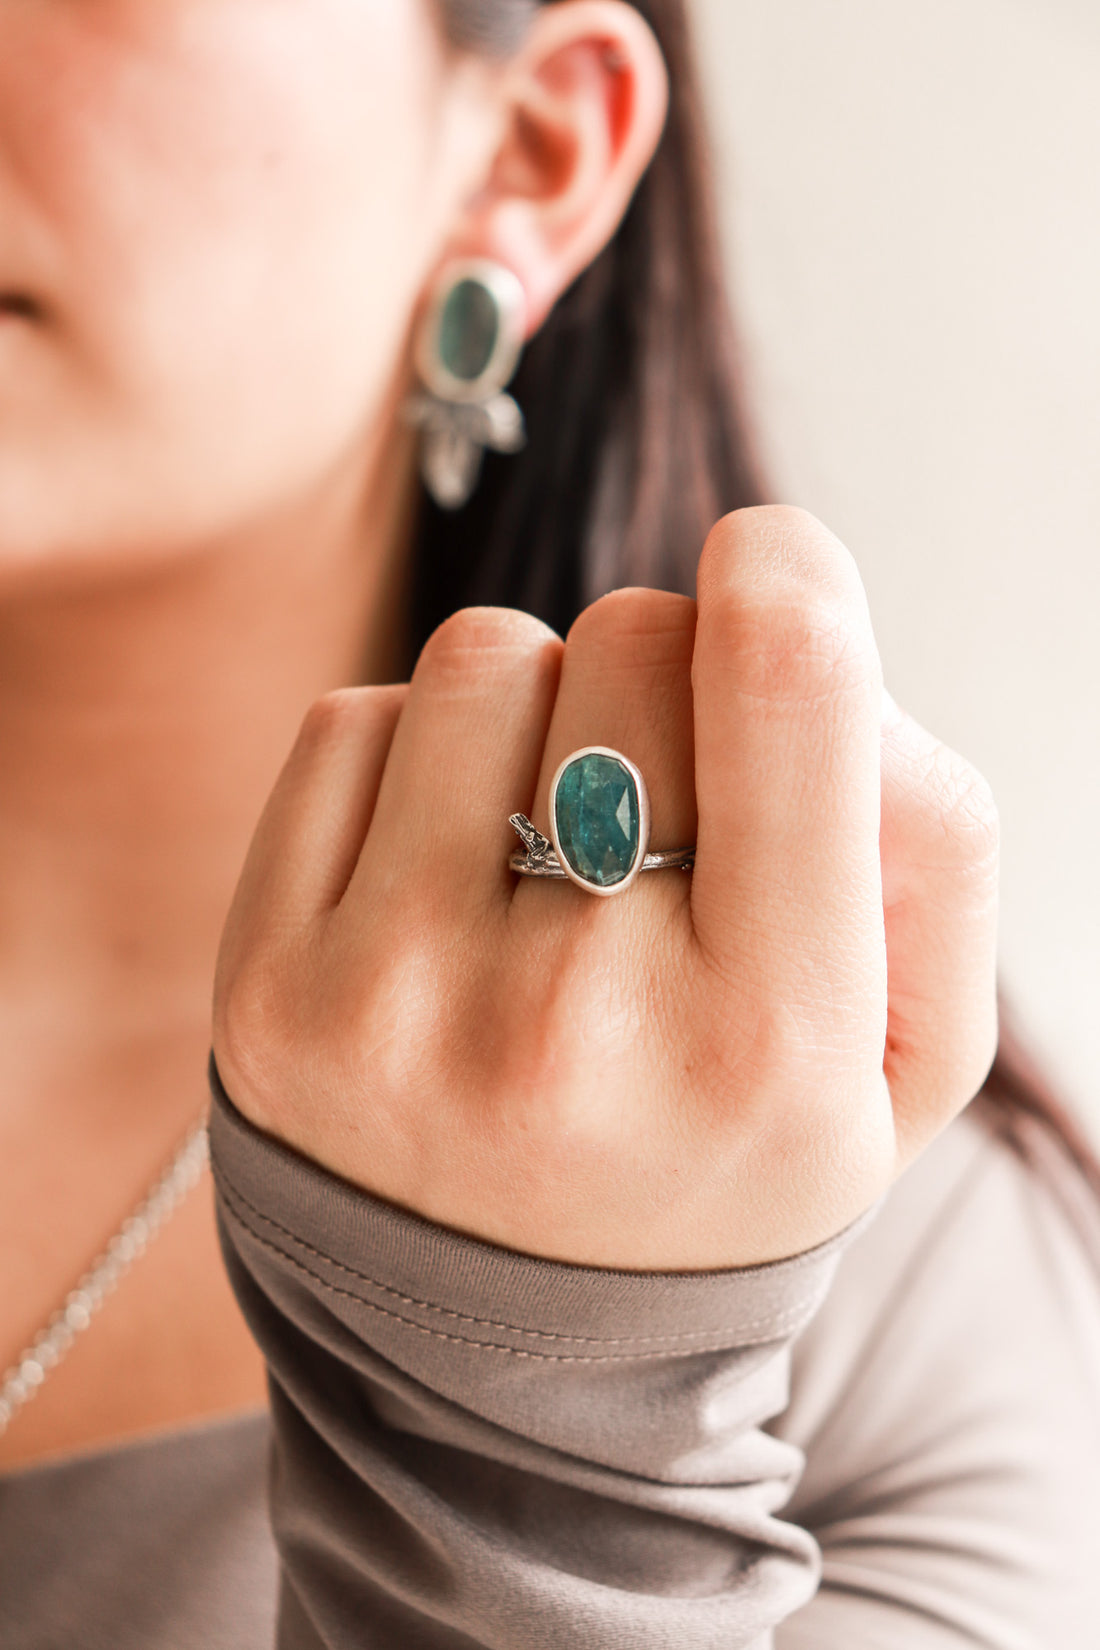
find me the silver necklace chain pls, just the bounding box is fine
[0,1116,210,1438]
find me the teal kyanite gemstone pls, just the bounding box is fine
[553,753,642,889]
[439,278,499,383]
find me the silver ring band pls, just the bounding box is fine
[509,832,695,880]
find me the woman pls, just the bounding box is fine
[1,0,1097,1644]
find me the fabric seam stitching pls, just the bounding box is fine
[211,1159,822,1346]
[214,1175,816,1360]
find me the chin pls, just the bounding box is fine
[0,482,168,599]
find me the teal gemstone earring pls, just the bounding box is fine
[405,260,528,509]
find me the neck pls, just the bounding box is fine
[0,423,419,1123]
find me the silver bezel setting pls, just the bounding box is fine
[547,746,651,898]
[415,259,527,406]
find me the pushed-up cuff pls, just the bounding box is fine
[209,1056,877,1650]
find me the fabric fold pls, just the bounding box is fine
[209,1057,879,1649]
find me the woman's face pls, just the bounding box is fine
[0,0,498,583]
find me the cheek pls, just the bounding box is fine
[0,0,454,560]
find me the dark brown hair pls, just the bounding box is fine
[422,0,1100,1255]
[416,0,760,641]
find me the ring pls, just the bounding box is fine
[508,746,696,897]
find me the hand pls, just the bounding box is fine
[213,507,999,1271]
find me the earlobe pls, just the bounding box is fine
[444,0,669,335]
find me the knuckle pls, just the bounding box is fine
[296,684,404,754]
[700,504,867,609]
[925,745,1001,867]
[703,585,879,706]
[417,605,558,682]
[213,949,301,1102]
[890,1001,1000,1151]
[296,687,367,748]
[567,587,696,655]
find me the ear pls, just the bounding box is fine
[445,1,669,334]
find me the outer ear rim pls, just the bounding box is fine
[512,0,670,318]
[437,0,671,338]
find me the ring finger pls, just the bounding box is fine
[346,607,562,926]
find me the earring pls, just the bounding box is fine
[404,259,528,510]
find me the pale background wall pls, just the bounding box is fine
[691,0,1100,1131]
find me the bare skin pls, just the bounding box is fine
[0,418,420,1471]
[0,0,671,1471]
[214,515,999,1274]
[0,0,998,1481]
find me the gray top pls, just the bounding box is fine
[2,1074,1099,1648]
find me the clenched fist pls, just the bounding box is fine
[213,507,999,1271]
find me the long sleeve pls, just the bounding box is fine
[208,1062,878,1650]
[774,1096,1100,1649]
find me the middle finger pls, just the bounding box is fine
[519,587,697,912]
